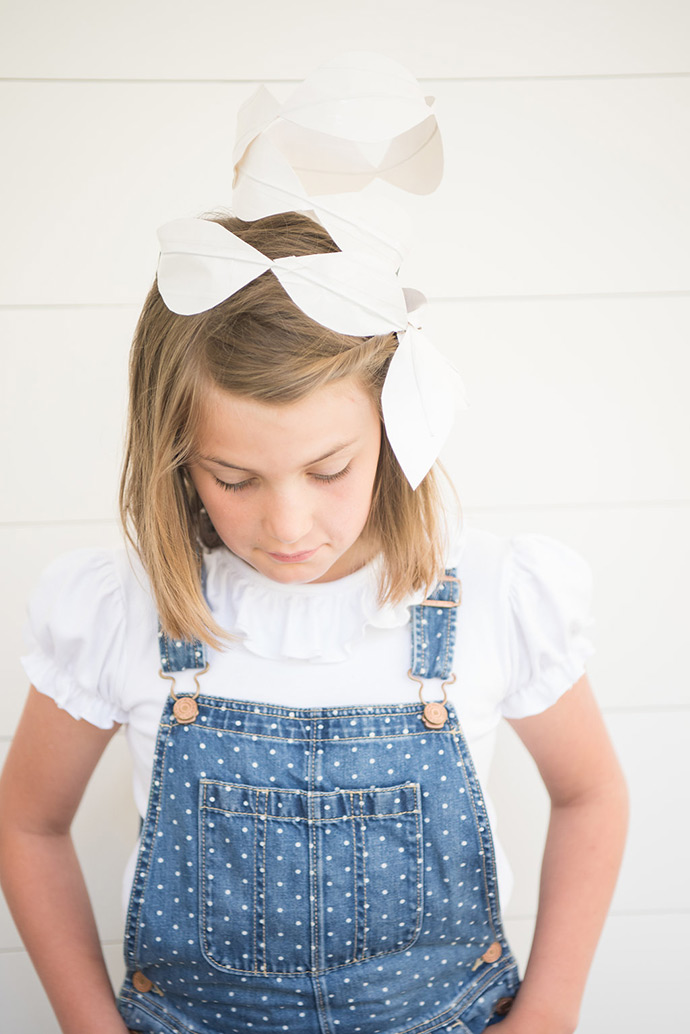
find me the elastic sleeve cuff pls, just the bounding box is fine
[20,547,130,728]
[22,651,128,729]
[500,534,595,719]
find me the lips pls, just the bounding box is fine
[266,548,318,563]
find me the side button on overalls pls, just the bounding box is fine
[118,570,520,1034]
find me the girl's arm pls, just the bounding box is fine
[496,674,629,1034]
[0,686,132,1034]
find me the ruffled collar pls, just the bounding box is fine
[204,549,419,663]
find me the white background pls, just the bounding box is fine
[1,1,688,1029]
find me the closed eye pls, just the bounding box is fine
[212,475,254,493]
[311,463,351,484]
[211,463,351,492]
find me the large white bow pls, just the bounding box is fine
[233,52,443,196]
[230,51,443,269]
[156,218,465,489]
[157,218,408,336]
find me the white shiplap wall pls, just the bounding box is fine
[1,2,688,1030]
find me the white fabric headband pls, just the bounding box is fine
[157,218,408,336]
[155,52,466,490]
[156,217,465,490]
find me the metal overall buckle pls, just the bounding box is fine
[159,662,209,724]
[407,670,457,730]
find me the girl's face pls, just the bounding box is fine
[188,377,382,584]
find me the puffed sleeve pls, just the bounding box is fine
[21,549,129,729]
[500,535,595,719]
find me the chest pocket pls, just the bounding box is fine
[199,779,423,975]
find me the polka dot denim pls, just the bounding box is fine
[118,574,520,1034]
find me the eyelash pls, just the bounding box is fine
[212,464,351,494]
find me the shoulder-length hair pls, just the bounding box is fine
[120,211,449,647]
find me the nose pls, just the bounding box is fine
[263,489,313,546]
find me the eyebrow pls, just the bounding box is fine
[199,440,357,474]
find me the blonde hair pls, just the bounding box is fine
[120,211,449,647]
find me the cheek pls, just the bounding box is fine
[191,474,243,531]
[333,472,376,530]
[204,496,257,552]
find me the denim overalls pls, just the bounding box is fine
[118,571,520,1034]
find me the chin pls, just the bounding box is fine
[255,556,335,585]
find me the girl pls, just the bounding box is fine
[0,223,627,1032]
[0,207,627,1034]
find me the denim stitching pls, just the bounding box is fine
[310,710,330,1033]
[454,708,504,934]
[413,784,424,943]
[175,698,425,718]
[178,723,434,742]
[358,791,368,958]
[261,789,269,975]
[441,605,452,677]
[348,791,358,963]
[386,959,517,1034]
[202,807,421,821]
[308,715,316,975]
[126,721,173,965]
[119,992,196,1034]
[448,724,499,945]
[252,788,259,974]
[199,782,211,969]
[410,569,459,681]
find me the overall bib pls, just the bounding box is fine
[118,572,520,1034]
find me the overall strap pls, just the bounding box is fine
[409,569,461,680]
[157,563,209,673]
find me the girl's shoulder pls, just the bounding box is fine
[25,545,156,634]
[21,545,156,728]
[454,525,592,603]
[454,526,594,717]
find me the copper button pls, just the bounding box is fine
[132,970,153,993]
[422,701,448,729]
[482,941,502,964]
[494,997,514,1017]
[173,697,199,724]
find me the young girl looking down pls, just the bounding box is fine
[0,56,627,1034]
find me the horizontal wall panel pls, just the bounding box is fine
[600,710,690,916]
[465,503,690,710]
[490,711,690,920]
[0,734,138,952]
[0,308,134,523]
[0,82,241,306]
[0,522,122,738]
[0,940,123,1034]
[406,77,690,298]
[1,77,689,304]
[504,912,686,1032]
[430,295,690,508]
[2,1,689,80]
[578,912,686,1032]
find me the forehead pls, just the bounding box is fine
[196,379,380,462]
